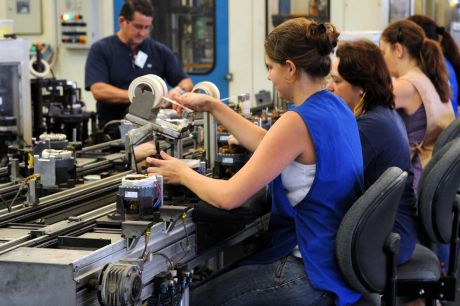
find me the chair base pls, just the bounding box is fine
[396,276,456,302]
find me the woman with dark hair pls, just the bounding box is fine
[408,14,460,274]
[408,14,460,116]
[147,18,364,305]
[380,19,454,190]
[328,39,416,264]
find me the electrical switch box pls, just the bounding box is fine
[6,0,42,34]
[56,0,100,49]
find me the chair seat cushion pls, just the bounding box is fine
[397,244,441,281]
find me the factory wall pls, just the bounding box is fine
[0,0,450,112]
[0,0,113,112]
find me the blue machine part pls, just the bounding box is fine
[113,0,229,99]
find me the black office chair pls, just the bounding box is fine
[433,116,460,154]
[433,115,460,196]
[336,167,408,306]
[396,138,460,305]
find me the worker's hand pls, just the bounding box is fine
[133,140,157,162]
[146,151,189,185]
[164,86,185,107]
[174,93,214,115]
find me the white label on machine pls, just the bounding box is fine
[453,22,460,31]
[125,191,138,198]
[219,135,229,142]
[222,157,233,164]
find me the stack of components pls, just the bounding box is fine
[33,132,68,154]
[8,133,70,183]
[29,132,75,189]
[214,125,248,178]
[252,108,283,131]
[33,148,75,189]
[116,174,163,221]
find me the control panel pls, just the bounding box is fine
[56,0,100,48]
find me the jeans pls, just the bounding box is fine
[190,255,335,306]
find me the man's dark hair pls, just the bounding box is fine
[120,0,154,21]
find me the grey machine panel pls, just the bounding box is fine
[0,218,196,306]
[0,39,32,144]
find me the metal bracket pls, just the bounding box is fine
[128,87,160,122]
[122,220,154,250]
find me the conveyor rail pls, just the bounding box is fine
[0,171,132,226]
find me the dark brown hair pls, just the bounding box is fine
[381,19,450,103]
[265,18,339,78]
[336,40,394,112]
[120,0,154,21]
[408,14,460,104]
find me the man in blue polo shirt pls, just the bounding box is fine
[85,0,193,129]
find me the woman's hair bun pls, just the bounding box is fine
[308,22,339,56]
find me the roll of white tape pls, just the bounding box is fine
[128,74,167,109]
[192,81,220,100]
[29,57,51,78]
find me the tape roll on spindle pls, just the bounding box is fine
[192,81,220,100]
[29,57,51,78]
[128,74,167,109]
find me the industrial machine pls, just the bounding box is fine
[122,75,220,171]
[114,173,163,221]
[30,77,96,144]
[124,74,195,162]
[0,38,32,167]
[0,160,269,306]
[0,74,270,306]
[2,134,129,210]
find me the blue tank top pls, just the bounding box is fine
[246,90,364,305]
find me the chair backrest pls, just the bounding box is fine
[433,116,460,154]
[336,167,408,293]
[418,138,460,244]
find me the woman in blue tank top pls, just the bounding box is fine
[147,18,363,306]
